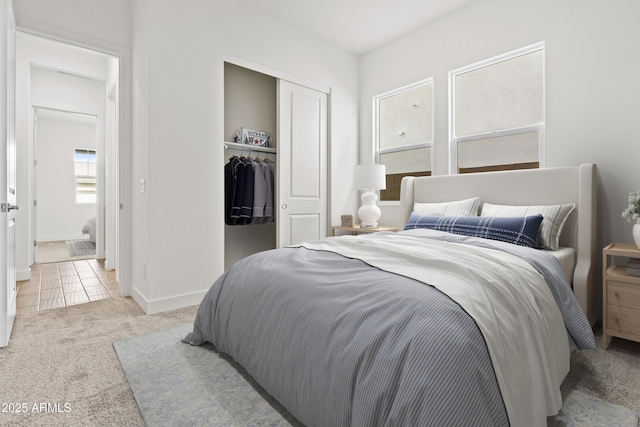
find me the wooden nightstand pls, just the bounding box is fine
[602,243,640,349]
[330,224,398,236]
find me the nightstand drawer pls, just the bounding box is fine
[607,280,640,310]
[606,305,640,336]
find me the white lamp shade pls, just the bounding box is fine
[353,164,386,190]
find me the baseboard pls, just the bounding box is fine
[131,287,206,315]
[130,287,148,313]
[16,269,31,281]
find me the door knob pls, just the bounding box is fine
[1,203,18,212]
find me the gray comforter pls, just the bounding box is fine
[184,230,595,427]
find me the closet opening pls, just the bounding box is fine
[224,62,277,270]
[223,55,329,270]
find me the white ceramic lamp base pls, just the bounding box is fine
[358,190,381,228]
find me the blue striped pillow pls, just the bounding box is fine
[480,203,575,250]
[404,214,544,248]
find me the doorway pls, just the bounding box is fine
[18,32,119,273]
[33,107,98,264]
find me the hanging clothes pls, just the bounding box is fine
[224,156,237,225]
[251,158,267,224]
[229,156,247,225]
[264,158,275,223]
[239,157,254,224]
[225,152,275,226]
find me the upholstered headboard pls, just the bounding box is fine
[399,164,598,326]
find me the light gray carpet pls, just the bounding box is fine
[114,324,639,427]
[66,240,96,257]
[0,297,198,427]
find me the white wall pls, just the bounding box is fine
[360,0,640,252]
[35,114,96,242]
[129,0,359,313]
[130,0,148,301]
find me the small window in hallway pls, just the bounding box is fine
[74,148,96,203]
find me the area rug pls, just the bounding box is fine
[113,323,302,427]
[66,240,96,257]
[114,324,639,427]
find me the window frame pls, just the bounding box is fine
[374,77,434,203]
[74,147,97,204]
[449,42,545,174]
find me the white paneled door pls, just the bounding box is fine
[277,81,328,247]
[1,0,16,348]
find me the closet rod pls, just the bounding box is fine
[224,141,276,154]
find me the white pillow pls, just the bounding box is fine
[413,197,480,217]
[480,203,575,250]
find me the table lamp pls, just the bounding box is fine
[353,164,386,227]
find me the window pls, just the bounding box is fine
[450,43,544,174]
[74,148,96,203]
[374,78,433,201]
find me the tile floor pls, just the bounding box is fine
[16,259,118,314]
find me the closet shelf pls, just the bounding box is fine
[224,141,276,154]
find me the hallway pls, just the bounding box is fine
[15,259,118,314]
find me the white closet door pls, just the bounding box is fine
[277,81,327,247]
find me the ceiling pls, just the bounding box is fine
[238,0,478,55]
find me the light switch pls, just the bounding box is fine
[140,179,146,193]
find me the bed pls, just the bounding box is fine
[184,164,598,427]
